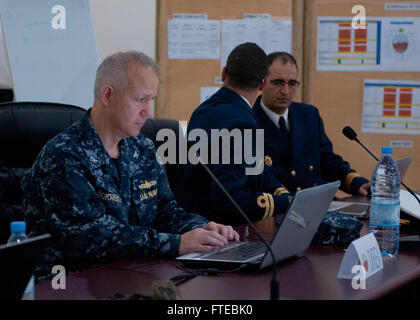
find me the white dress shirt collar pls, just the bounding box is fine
[239,94,252,108]
[260,99,290,130]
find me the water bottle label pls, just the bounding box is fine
[369,201,400,228]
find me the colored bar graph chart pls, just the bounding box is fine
[362,80,420,134]
[399,88,413,117]
[317,19,380,70]
[317,17,420,71]
[383,88,397,116]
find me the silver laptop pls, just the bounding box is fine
[328,157,412,217]
[176,181,340,270]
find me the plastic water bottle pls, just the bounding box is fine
[369,146,400,257]
[7,221,35,300]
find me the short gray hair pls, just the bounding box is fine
[94,51,159,99]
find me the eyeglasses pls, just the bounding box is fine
[269,79,301,88]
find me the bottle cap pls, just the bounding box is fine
[10,221,26,233]
[382,146,392,154]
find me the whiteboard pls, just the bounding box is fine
[0,0,99,109]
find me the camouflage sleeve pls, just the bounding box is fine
[152,154,209,233]
[33,149,184,262]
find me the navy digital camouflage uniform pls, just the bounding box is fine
[21,111,208,276]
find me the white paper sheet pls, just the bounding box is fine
[200,86,220,103]
[220,19,292,70]
[168,19,220,59]
[0,23,13,88]
[400,190,420,220]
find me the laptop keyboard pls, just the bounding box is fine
[337,203,369,214]
[203,242,267,261]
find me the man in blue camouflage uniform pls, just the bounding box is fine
[22,51,238,276]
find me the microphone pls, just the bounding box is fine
[195,155,280,300]
[342,126,379,161]
[342,126,357,141]
[342,126,420,206]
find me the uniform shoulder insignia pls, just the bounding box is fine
[264,155,273,167]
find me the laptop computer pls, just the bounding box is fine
[396,157,412,180]
[176,180,340,270]
[328,157,412,218]
[0,233,51,300]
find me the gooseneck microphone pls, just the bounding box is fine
[342,126,379,161]
[195,156,279,300]
[342,126,420,205]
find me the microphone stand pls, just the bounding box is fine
[196,157,280,300]
[354,138,379,161]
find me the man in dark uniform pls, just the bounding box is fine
[22,51,238,276]
[176,43,290,226]
[253,52,370,195]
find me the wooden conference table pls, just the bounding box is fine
[35,195,420,300]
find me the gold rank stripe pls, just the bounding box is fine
[257,194,269,220]
[273,187,290,196]
[345,172,361,192]
[267,193,274,219]
[257,193,275,220]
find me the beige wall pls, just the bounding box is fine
[90,0,157,60]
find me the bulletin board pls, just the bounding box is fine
[155,0,298,122]
[157,0,420,190]
[303,0,420,189]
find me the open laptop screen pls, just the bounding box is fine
[328,157,412,217]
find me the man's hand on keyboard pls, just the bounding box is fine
[178,222,240,256]
[203,222,240,243]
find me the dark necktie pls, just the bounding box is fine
[278,116,289,136]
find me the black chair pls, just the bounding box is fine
[0,102,87,243]
[0,102,182,243]
[139,117,182,195]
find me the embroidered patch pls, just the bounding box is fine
[140,188,158,201]
[139,180,157,189]
[98,192,122,203]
